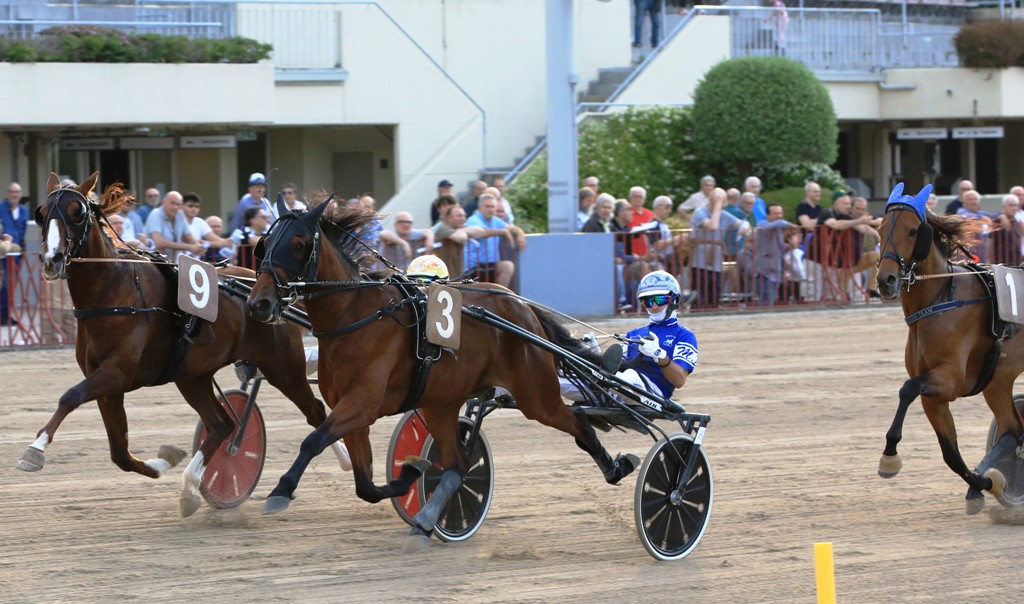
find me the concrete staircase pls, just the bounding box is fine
[484,65,637,180]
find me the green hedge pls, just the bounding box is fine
[954,20,1024,68]
[506,105,845,233]
[691,57,838,182]
[0,26,271,63]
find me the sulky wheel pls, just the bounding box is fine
[982,394,1024,506]
[191,389,266,509]
[986,394,1024,450]
[634,433,713,561]
[418,416,495,542]
[386,410,431,526]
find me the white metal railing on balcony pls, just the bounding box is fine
[718,5,959,72]
[0,1,234,39]
[235,4,340,69]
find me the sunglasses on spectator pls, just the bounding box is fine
[640,294,672,308]
[395,220,413,225]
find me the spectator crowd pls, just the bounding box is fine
[4,168,1024,321]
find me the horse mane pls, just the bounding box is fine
[320,201,387,270]
[98,183,135,217]
[926,212,982,260]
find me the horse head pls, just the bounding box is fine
[38,171,101,281]
[877,183,933,299]
[247,200,331,323]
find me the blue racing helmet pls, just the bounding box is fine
[636,270,680,299]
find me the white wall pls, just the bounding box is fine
[0,63,274,125]
[614,15,730,106]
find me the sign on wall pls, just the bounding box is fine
[60,138,115,151]
[180,135,237,149]
[120,137,174,150]
[952,126,1004,139]
[896,128,948,140]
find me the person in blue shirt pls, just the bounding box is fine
[464,193,516,287]
[1,182,28,324]
[559,270,698,404]
[619,270,698,400]
[1,182,28,249]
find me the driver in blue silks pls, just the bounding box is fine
[620,270,698,400]
[560,270,698,403]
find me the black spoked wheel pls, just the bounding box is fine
[986,394,1024,450]
[984,394,1024,505]
[419,417,494,542]
[634,433,713,561]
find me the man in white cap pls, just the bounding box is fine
[229,172,271,232]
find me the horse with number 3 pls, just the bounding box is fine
[876,183,1024,513]
[19,172,348,516]
[246,200,640,548]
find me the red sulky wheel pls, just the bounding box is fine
[386,410,431,525]
[191,389,267,509]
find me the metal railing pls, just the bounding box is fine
[609,224,884,313]
[715,5,959,73]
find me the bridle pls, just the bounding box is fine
[253,205,399,312]
[879,203,934,291]
[254,211,321,306]
[40,186,102,279]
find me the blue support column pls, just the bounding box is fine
[546,0,579,233]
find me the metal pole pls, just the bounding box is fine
[545,0,578,234]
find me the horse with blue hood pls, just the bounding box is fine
[876,182,1024,514]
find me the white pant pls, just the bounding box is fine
[559,368,663,404]
[304,346,319,376]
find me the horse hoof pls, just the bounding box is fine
[179,488,202,518]
[966,496,985,516]
[403,456,433,474]
[402,528,432,554]
[985,468,1007,500]
[159,445,187,468]
[877,454,902,478]
[606,453,640,485]
[16,446,44,472]
[263,495,292,515]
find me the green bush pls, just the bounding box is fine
[0,26,271,63]
[508,106,696,233]
[0,41,38,62]
[691,57,838,183]
[954,20,1024,69]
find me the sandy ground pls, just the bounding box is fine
[1,306,1021,603]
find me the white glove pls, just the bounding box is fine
[638,334,667,361]
[580,331,599,354]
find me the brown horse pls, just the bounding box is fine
[876,183,1024,514]
[20,172,349,517]
[246,200,638,546]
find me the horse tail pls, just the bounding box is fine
[531,306,604,367]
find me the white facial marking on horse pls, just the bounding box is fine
[44,219,61,261]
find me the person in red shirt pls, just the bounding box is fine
[627,186,657,259]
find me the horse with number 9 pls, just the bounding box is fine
[19,172,347,517]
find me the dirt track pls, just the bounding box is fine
[1,306,1021,603]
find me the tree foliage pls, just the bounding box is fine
[691,57,838,182]
[954,20,1024,68]
[508,106,695,232]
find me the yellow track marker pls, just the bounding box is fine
[814,542,836,604]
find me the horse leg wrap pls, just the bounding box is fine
[412,469,462,532]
